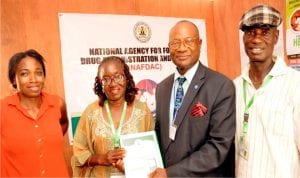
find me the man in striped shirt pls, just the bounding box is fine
[234,4,300,178]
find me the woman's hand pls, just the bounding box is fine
[105,148,126,166]
[86,149,126,167]
[114,159,125,172]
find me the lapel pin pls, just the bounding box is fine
[194,85,199,89]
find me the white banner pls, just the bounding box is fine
[58,13,207,142]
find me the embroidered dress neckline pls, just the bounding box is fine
[99,101,136,129]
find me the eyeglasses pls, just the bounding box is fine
[169,37,199,50]
[101,74,125,86]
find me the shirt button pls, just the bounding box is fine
[41,170,45,175]
[35,124,39,128]
[39,154,43,158]
[37,138,42,142]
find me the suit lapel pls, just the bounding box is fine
[160,75,175,150]
[173,63,206,135]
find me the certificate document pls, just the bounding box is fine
[120,131,164,178]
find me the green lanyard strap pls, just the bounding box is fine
[104,100,127,148]
[243,75,273,114]
[242,75,272,133]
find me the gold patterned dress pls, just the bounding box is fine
[72,99,154,178]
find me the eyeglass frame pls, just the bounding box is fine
[100,73,126,86]
[168,36,200,50]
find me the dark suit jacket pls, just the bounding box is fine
[155,62,236,177]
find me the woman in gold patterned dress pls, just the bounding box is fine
[72,56,154,177]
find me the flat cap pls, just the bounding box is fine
[239,4,282,31]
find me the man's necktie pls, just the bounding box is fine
[173,77,186,120]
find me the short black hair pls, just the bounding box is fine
[8,49,46,88]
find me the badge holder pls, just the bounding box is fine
[239,113,249,160]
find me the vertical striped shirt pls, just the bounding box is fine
[234,57,300,178]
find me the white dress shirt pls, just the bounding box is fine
[169,61,199,125]
[234,56,300,178]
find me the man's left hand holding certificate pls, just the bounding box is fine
[120,131,164,178]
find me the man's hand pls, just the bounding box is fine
[148,168,167,178]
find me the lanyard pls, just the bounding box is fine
[104,100,127,148]
[242,75,272,133]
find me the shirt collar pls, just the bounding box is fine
[241,56,287,83]
[174,61,200,83]
[6,93,20,106]
[7,92,54,107]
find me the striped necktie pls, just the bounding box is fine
[173,77,186,120]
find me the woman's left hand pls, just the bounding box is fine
[113,159,124,172]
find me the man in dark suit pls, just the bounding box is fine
[149,20,236,177]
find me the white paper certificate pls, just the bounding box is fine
[120,131,164,178]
